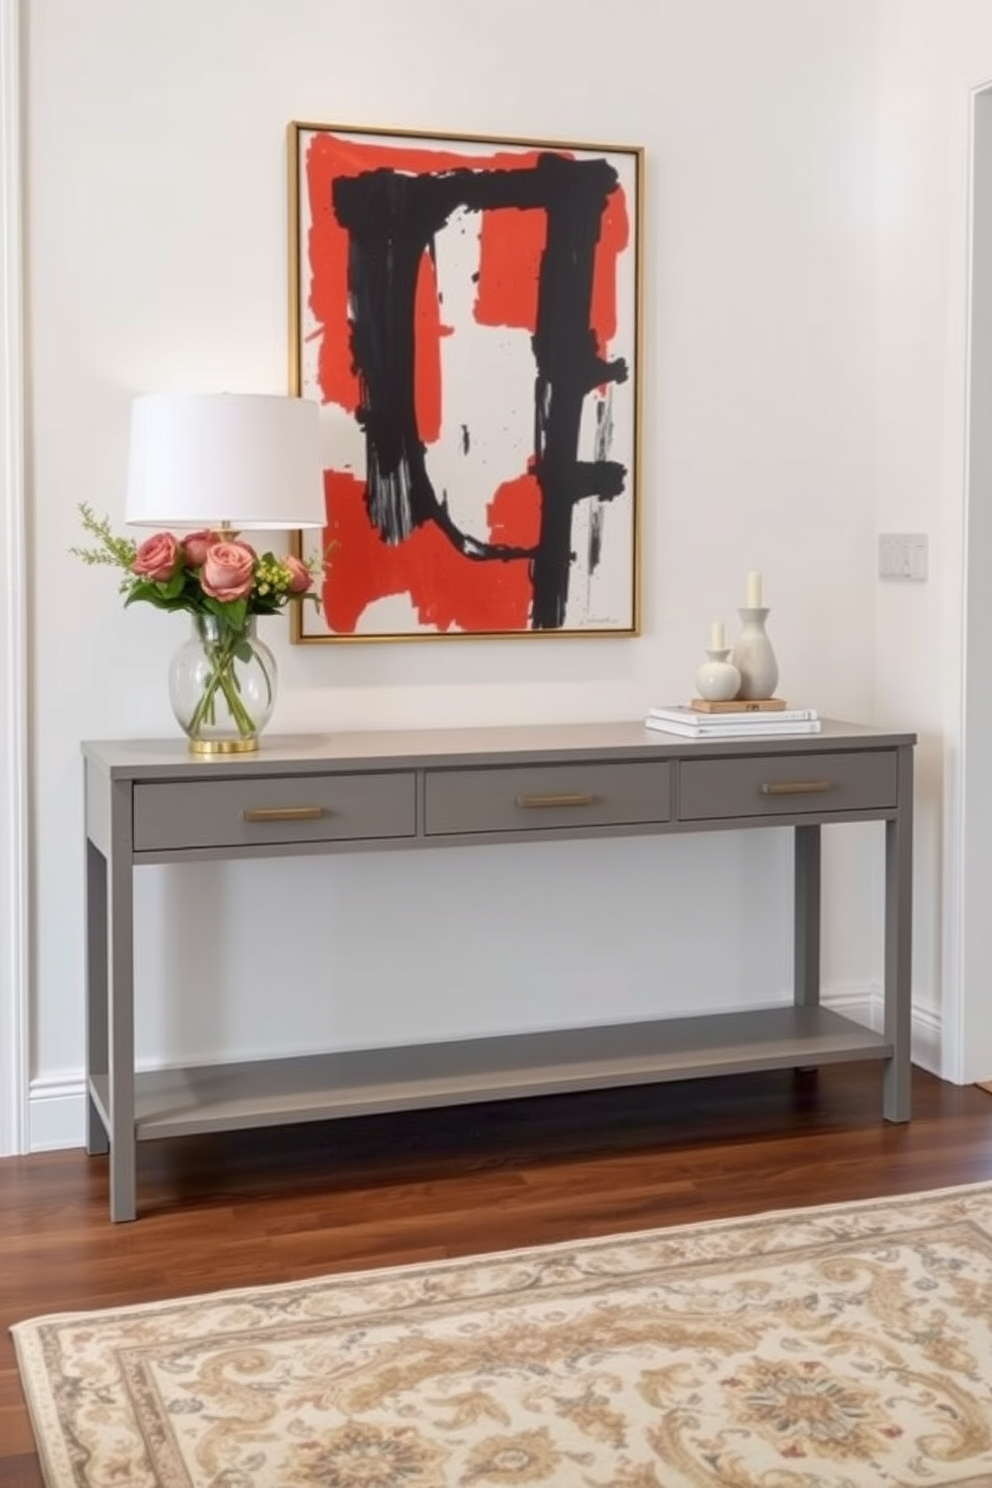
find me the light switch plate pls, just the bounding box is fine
[878,534,928,581]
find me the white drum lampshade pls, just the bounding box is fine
[125,392,326,531]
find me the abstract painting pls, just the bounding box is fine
[289,122,642,642]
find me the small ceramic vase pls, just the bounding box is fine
[732,607,779,700]
[694,647,741,702]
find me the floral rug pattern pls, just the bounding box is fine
[12,1184,992,1487]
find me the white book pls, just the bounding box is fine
[644,717,822,739]
[646,704,819,727]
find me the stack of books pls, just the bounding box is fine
[644,702,821,739]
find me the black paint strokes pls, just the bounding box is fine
[588,395,615,578]
[332,153,629,629]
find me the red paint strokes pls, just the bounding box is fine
[474,208,547,332]
[305,135,360,414]
[590,185,630,357]
[414,250,451,446]
[320,471,379,633]
[322,470,537,634]
[488,471,542,550]
[304,133,550,411]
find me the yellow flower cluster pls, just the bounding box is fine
[253,553,295,600]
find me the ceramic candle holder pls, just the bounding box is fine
[731,607,779,700]
[695,647,741,702]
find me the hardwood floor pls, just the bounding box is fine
[3,1062,992,1486]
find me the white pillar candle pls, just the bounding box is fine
[710,620,725,651]
[745,571,762,608]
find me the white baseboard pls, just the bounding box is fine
[823,982,942,1076]
[905,1000,943,1076]
[26,987,947,1153]
[28,1075,87,1153]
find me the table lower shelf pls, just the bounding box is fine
[89,1005,891,1142]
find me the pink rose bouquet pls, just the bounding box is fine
[72,504,325,747]
[72,504,319,622]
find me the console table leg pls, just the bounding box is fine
[84,839,109,1157]
[883,749,914,1122]
[107,781,137,1221]
[794,824,822,1009]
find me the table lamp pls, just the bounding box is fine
[125,391,326,532]
[124,391,327,754]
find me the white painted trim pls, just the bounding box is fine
[823,982,942,1076]
[0,0,29,1157]
[942,79,981,1087]
[906,1002,943,1079]
[949,75,992,1086]
[28,1075,85,1153]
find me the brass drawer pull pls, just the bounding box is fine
[515,792,598,809]
[760,780,834,797]
[242,805,326,823]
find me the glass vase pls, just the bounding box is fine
[168,614,276,754]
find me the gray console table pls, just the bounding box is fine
[83,719,915,1221]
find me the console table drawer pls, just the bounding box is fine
[133,772,417,852]
[679,750,897,821]
[425,760,672,836]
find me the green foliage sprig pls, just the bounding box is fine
[71,502,323,631]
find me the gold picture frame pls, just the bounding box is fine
[289,121,643,643]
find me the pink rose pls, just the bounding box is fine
[283,554,313,594]
[181,529,221,569]
[200,541,256,602]
[131,532,180,582]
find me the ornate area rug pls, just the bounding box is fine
[12,1184,992,1488]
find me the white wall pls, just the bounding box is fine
[23,0,888,1146]
[873,0,992,1082]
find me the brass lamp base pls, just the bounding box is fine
[188,737,259,756]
